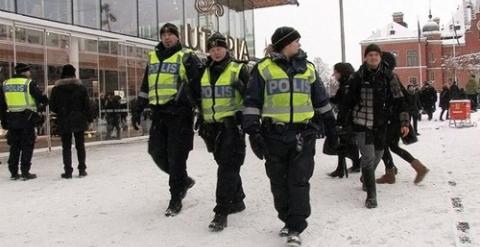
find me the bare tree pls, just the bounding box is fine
[313,57,337,96]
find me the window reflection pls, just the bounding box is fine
[138,0,157,40]
[158,0,183,28]
[0,0,14,11]
[101,0,138,36]
[17,0,72,23]
[73,0,100,28]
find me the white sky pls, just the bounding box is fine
[254,0,464,68]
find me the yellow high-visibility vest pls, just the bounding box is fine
[257,58,316,123]
[2,78,37,112]
[201,61,243,123]
[147,48,191,105]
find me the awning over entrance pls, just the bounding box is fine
[249,0,300,9]
[218,0,299,11]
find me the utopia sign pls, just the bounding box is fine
[182,25,250,61]
[195,0,224,17]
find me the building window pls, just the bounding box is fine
[245,0,255,59]
[428,52,435,63]
[428,71,435,81]
[407,49,418,67]
[17,0,72,23]
[101,0,138,36]
[73,0,100,29]
[0,23,13,40]
[0,0,15,11]
[184,0,199,27]
[138,0,158,40]
[229,7,245,39]
[408,76,418,85]
[158,0,183,29]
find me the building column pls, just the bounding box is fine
[69,36,80,78]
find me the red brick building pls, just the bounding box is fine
[360,0,480,91]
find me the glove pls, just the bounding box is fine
[242,114,261,135]
[132,111,141,130]
[249,133,268,160]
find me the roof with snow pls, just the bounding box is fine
[361,22,420,44]
[363,0,480,45]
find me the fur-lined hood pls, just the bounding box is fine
[55,78,83,86]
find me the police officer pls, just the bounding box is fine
[243,27,336,247]
[0,63,48,180]
[132,23,201,217]
[196,33,249,232]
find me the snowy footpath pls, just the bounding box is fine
[1,112,479,247]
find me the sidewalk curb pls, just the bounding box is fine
[0,136,149,159]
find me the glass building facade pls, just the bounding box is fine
[0,0,256,151]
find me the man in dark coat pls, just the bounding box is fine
[105,93,122,139]
[407,84,422,135]
[439,84,451,121]
[50,64,92,178]
[340,44,410,209]
[420,82,437,120]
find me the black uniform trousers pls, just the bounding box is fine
[61,131,86,174]
[7,127,36,176]
[201,121,246,215]
[148,111,194,199]
[263,128,316,234]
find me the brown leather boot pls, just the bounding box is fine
[376,168,396,184]
[411,160,429,184]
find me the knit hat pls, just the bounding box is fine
[160,23,179,38]
[61,64,76,79]
[271,26,301,52]
[381,51,397,70]
[207,32,228,51]
[364,43,382,57]
[14,63,31,74]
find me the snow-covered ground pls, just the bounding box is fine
[1,111,479,247]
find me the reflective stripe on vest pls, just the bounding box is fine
[147,48,191,105]
[258,58,315,123]
[201,61,243,123]
[2,78,37,112]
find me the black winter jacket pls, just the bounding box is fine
[341,63,409,132]
[50,78,92,134]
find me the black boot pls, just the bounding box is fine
[279,225,289,237]
[179,177,195,200]
[362,168,377,209]
[165,199,182,217]
[21,173,37,181]
[79,170,88,177]
[10,174,20,181]
[229,201,246,214]
[62,168,73,179]
[208,213,228,232]
[328,159,345,178]
[286,231,302,247]
[348,159,361,173]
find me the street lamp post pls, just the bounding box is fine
[339,0,346,62]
